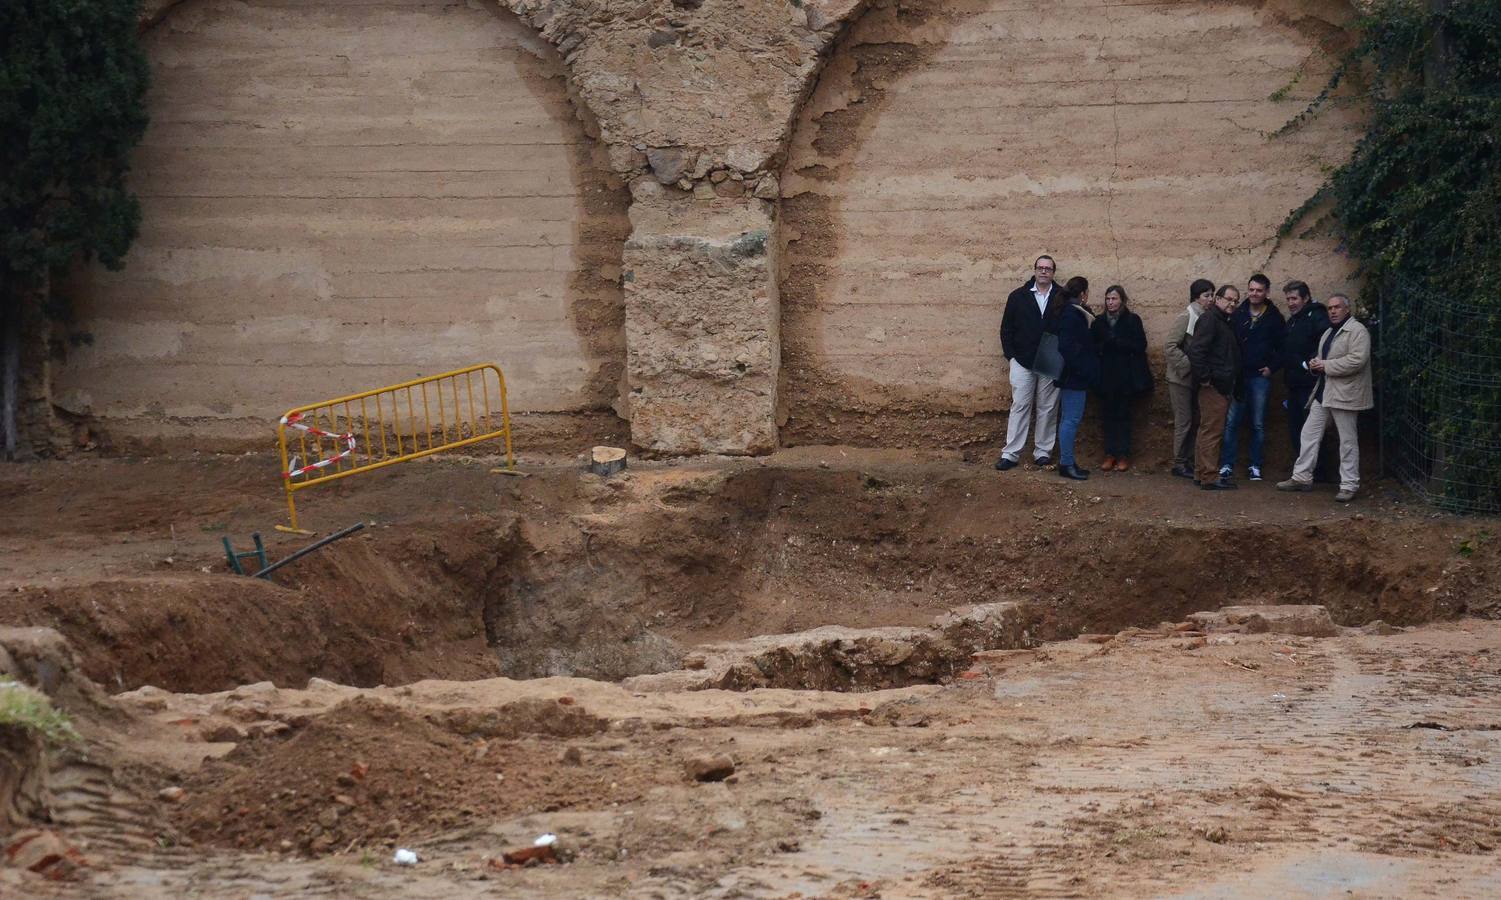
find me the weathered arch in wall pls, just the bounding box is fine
[111,0,880,456]
[777,0,1364,450]
[56,0,629,449]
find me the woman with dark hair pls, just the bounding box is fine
[1090,285,1152,470]
[1054,276,1100,480]
[1063,276,1091,314]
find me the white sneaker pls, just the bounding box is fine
[1249,466,1263,481]
[1218,465,1231,478]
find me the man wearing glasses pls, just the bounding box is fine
[996,255,1066,470]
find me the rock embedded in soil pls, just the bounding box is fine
[199,722,245,743]
[1188,605,1340,638]
[686,753,735,782]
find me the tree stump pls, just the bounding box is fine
[587,446,627,476]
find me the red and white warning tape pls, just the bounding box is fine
[282,411,357,480]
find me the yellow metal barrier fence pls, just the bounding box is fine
[276,363,514,533]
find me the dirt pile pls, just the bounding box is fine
[627,601,1040,692]
[4,518,519,693]
[3,455,1497,695]
[173,696,656,855]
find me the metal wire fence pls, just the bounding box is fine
[1380,277,1501,514]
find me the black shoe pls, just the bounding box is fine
[994,456,1018,471]
[1057,464,1089,481]
[1201,478,1238,491]
[1171,465,1194,479]
[1034,455,1052,467]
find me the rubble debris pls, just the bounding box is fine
[500,834,561,866]
[1187,605,1340,638]
[3,829,88,881]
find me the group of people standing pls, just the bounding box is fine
[995,255,1373,501]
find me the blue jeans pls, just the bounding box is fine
[1220,374,1270,470]
[1058,389,1087,468]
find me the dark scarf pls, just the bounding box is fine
[1315,319,1348,404]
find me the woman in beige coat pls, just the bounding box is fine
[1277,294,1372,501]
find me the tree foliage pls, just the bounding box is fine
[1,0,150,285]
[1,0,150,457]
[1286,0,1501,512]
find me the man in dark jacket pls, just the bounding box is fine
[1218,273,1285,482]
[996,255,1067,470]
[1280,280,1331,478]
[1189,285,1242,490]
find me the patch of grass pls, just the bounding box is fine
[1457,530,1492,558]
[0,680,81,746]
[1111,825,1171,845]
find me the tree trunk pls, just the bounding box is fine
[2,270,52,462]
[2,286,20,461]
[1424,0,1454,89]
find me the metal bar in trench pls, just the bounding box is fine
[253,521,368,580]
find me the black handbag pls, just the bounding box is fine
[1032,332,1065,381]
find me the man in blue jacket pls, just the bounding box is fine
[1219,273,1285,481]
[996,255,1067,470]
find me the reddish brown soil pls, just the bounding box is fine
[173,696,661,855]
[2,451,1497,693]
[1,451,1499,897]
[10,619,1496,897]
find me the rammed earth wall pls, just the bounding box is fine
[53,0,1358,455]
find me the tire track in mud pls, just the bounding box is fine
[694,630,1501,897]
[17,623,1500,897]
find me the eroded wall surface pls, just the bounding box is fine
[57,0,628,437]
[50,0,1362,457]
[781,0,1363,446]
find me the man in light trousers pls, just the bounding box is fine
[995,255,1066,470]
[1277,294,1372,502]
[1165,278,1215,478]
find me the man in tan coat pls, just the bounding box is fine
[1277,294,1372,502]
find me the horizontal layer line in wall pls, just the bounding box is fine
[133,198,602,219]
[136,193,584,202]
[139,136,589,150]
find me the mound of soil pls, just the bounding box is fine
[4,454,1496,693]
[173,696,655,855]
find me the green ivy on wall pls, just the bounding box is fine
[1284,0,1501,512]
[1,0,150,458]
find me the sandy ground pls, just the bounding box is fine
[2,450,1499,896]
[7,620,1499,897]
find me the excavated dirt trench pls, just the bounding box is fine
[4,459,1491,695]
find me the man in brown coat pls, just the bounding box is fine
[1187,285,1242,490]
[1277,294,1372,502]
